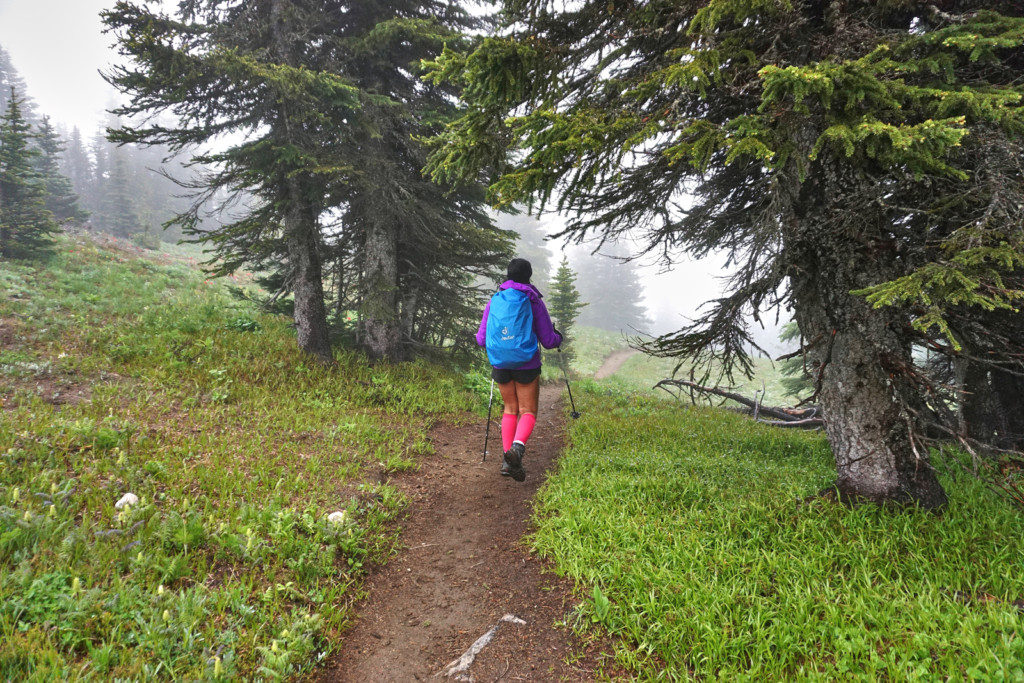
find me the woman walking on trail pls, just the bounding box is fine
[476,258,563,482]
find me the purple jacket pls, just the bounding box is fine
[476,281,563,369]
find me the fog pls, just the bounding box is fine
[534,214,791,356]
[0,0,791,356]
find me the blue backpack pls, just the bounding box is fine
[485,288,537,368]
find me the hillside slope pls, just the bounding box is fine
[0,235,477,678]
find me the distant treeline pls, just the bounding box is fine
[1,44,217,246]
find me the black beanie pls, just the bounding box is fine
[507,258,532,284]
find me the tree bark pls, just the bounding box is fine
[991,367,1024,451]
[957,356,997,446]
[284,194,333,364]
[270,0,333,365]
[362,217,402,362]
[790,245,947,509]
[785,127,947,509]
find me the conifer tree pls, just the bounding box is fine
[426,2,1024,507]
[61,127,93,202]
[573,246,650,333]
[547,256,586,364]
[102,0,365,363]
[335,0,510,361]
[86,129,109,221]
[101,151,140,238]
[0,46,36,124]
[104,1,508,363]
[496,210,553,287]
[36,116,88,225]
[0,90,58,258]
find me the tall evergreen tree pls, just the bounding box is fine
[426,2,1024,508]
[101,151,141,238]
[0,90,58,258]
[61,127,93,202]
[105,0,510,363]
[0,46,36,124]
[573,245,650,333]
[36,116,88,225]
[425,0,1024,507]
[103,0,366,363]
[547,256,586,365]
[86,128,110,221]
[336,1,510,361]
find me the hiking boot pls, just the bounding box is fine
[507,442,526,482]
[500,452,513,477]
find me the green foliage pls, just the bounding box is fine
[0,89,58,259]
[423,1,1024,371]
[778,321,813,399]
[34,116,87,226]
[534,387,1024,678]
[0,235,478,678]
[546,256,585,364]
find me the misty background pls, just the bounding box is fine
[0,0,789,354]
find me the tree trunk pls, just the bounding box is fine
[791,257,947,509]
[991,367,1024,451]
[401,289,418,346]
[784,127,947,509]
[269,0,332,365]
[957,357,997,446]
[284,194,333,364]
[362,218,402,362]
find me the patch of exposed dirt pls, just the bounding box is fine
[0,372,95,410]
[594,350,638,380]
[0,316,23,349]
[317,385,619,682]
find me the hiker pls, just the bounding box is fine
[476,258,563,482]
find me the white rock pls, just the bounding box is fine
[115,493,139,509]
[327,511,348,525]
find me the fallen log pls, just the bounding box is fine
[757,417,826,429]
[654,378,824,429]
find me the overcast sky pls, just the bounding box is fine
[0,0,125,132]
[0,0,788,351]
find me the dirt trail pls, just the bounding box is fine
[594,349,638,380]
[318,384,613,682]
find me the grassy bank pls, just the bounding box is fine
[1,236,476,678]
[534,384,1024,679]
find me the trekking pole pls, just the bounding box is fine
[557,348,582,419]
[482,378,495,462]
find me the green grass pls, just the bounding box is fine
[1,236,478,679]
[567,326,631,377]
[564,324,791,405]
[534,383,1024,679]
[605,354,791,405]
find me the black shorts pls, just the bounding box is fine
[491,366,542,385]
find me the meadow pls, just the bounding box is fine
[533,384,1024,679]
[0,236,477,679]
[568,326,791,406]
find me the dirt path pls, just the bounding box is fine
[594,349,638,380]
[318,385,614,682]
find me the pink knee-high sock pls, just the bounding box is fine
[513,413,537,446]
[501,413,518,452]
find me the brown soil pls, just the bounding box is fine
[593,350,638,380]
[317,384,619,682]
